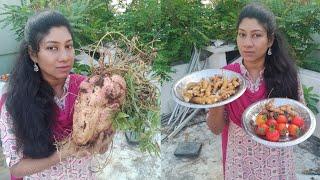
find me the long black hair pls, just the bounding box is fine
[5,10,73,158]
[237,4,299,100]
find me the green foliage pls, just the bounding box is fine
[301,58,320,73]
[72,62,92,75]
[262,0,320,64]
[114,71,160,155]
[209,0,248,43]
[111,0,215,80]
[152,54,174,84]
[108,0,172,82]
[0,0,114,47]
[0,3,33,39]
[303,85,320,114]
[111,0,161,44]
[1,0,320,78]
[160,0,212,62]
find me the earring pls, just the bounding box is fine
[33,62,39,72]
[267,48,272,55]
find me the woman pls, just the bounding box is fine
[206,4,303,180]
[0,11,108,179]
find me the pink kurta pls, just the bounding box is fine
[0,74,95,179]
[221,58,298,179]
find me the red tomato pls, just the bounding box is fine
[292,116,304,127]
[276,123,288,136]
[255,114,267,125]
[276,114,288,124]
[255,124,269,136]
[266,118,277,128]
[266,128,280,142]
[288,124,301,137]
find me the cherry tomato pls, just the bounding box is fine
[266,128,280,142]
[276,114,288,124]
[276,123,288,136]
[292,116,304,127]
[255,114,267,125]
[288,124,301,137]
[266,118,277,128]
[255,123,269,136]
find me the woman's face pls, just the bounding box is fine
[237,18,273,63]
[30,26,74,82]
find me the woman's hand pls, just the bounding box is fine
[206,106,226,135]
[10,141,90,178]
[58,125,115,160]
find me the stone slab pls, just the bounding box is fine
[174,142,202,158]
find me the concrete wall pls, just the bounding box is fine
[299,68,320,138]
[0,0,21,75]
[160,63,189,115]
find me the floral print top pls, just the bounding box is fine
[222,57,304,180]
[0,75,94,180]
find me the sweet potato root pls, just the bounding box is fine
[72,73,126,146]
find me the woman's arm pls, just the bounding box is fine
[11,129,110,178]
[206,106,226,135]
[10,151,64,178]
[10,141,90,178]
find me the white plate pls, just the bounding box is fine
[172,69,246,108]
[242,98,316,147]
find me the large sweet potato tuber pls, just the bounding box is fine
[72,73,126,146]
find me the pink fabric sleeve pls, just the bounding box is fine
[0,102,23,168]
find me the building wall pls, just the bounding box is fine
[0,0,21,75]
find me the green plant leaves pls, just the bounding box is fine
[0,0,114,48]
[3,0,319,80]
[303,85,320,114]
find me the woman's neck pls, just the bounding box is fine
[243,58,265,81]
[47,78,66,98]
